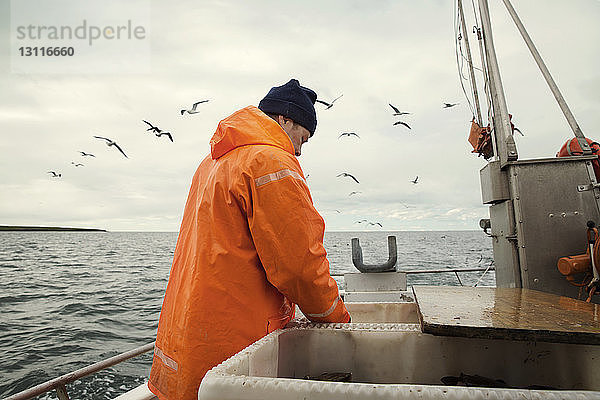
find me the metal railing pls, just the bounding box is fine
[332,266,495,277]
[337,235,495,286]
[5,342,155,400]
[331,266,496,287]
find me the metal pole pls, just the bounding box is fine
[403,267,495,274]
[331,267,495,276]
[474,26,499,158]
[499,0,591,155]
[478,0,518,166]
[55,385,70,400]
[458,0,483,126]
[5,342,155,400]
[454,271,464,286]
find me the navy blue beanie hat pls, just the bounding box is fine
[258,79,318,136]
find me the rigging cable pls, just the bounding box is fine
[454,0,476,119]
[471,1,495,131]
[459,52,484,72]
[457,26,483,122]
[473,260,494,287]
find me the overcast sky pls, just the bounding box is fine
[1,0,598,232]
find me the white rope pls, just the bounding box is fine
[473,260,494,287]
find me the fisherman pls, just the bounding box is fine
[148,79,351,400]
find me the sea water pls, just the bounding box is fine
[0,231,493,399]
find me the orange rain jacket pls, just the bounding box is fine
[148,106,350,400]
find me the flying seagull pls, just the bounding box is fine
[338,132,360,139]
[142,120,161,133]
[349,191,362,196]
[514,127,524,136]
[93,136,128,158]
[156,131,173,142]
[181,100,209,115]
[47,171,61,177]
[393,121,411,129]
[337,172,359,184]
[443,102,459,108]
[316,94,343,110]
[389,104,411,116]
[71,162,84,167]
[355,219,368,224]
[411,176,419,184]
[368,222,383,227]
[79,151,95,157]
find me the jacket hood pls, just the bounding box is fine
[210,106,294,159]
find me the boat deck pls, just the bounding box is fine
[414,286,600,345]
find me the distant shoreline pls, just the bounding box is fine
[0,225,107,232]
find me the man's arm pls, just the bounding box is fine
[247,157,350,323]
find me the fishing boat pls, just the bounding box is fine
[6,0,599,399]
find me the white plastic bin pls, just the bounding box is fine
[199,321,600,400]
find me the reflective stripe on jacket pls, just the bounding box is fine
[148,105,350,400]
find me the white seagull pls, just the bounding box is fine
[181,100,209,115]
[393,121,411,129]
[142,120,161,133]
[316,94,343,110]
[443,102,459,108]
[389,103,411,116]
[337,172,359,184]
[93,136,128,158]
[156,131,173,142]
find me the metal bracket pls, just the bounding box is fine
[577,183,600,192]
[351,236,397,273]
[576,137,593,155]
[479,218,492,236]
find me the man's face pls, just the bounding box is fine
[280,118,310,157]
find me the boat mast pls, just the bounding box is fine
[473,22,497,157]
[477,0,518,166]
[457,0,483,126]
[498,0,591,155]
